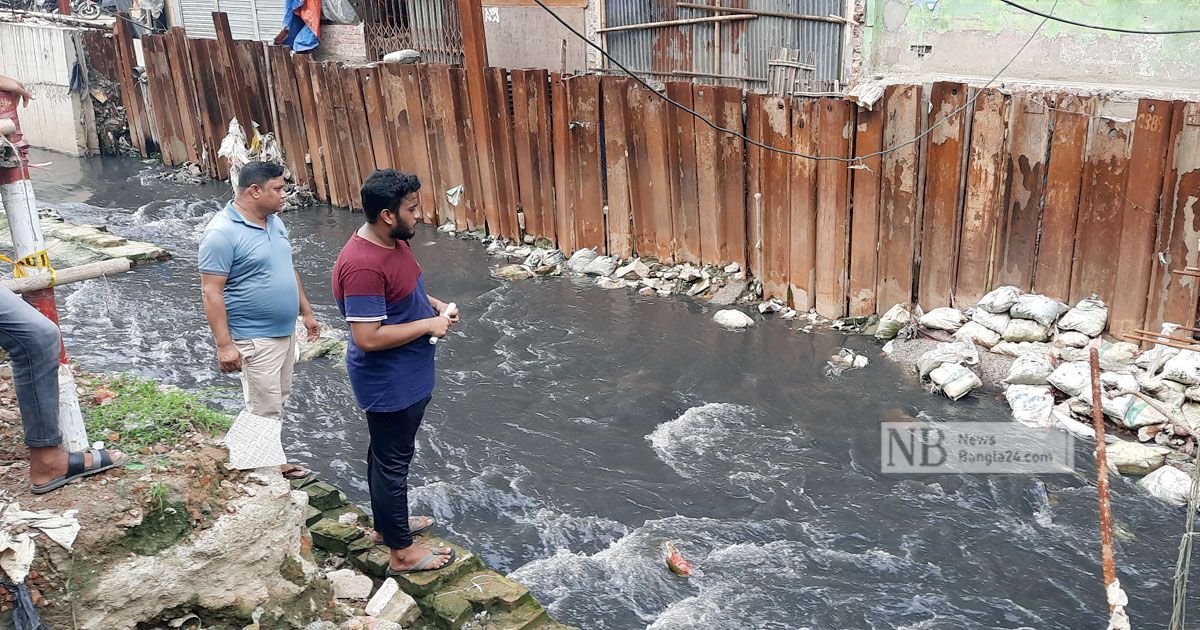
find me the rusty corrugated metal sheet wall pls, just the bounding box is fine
[603,0,845,91]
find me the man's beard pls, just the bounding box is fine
[390,225,415,241]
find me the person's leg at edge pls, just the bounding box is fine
[277,334,307,477]
[237,336,305,478]
[0,287,122,485]
[365,397,451,571]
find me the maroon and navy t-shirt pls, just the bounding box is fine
[332,234,438,412]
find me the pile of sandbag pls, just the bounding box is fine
[913,340,982,400]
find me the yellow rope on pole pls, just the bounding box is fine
[0,249,57,287]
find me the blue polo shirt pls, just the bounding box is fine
[198,203,299,340]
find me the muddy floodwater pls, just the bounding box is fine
[30,150,1198,628]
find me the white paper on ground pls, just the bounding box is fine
[225,409,287,470]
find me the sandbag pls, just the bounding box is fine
[1003,318,1051,343]
[1122,397,1171,429]
[1005,385,1055,428]
[916,340,980,379]
[1138,465,1193,507]
[919,307,968,332]
[1055,331,1091,349]
[954,321,1001,348]
[1136,345,1180,376]
[1053,403,1097,441]
[1047,361,1090,397]
[1186,385,1200,403]
[1058,297,1108,337]
[977,286,1022,314]
[930,363,982,401]
[876,304,918,341]
[1162,350,1200,385]
[1099,341,1140,365]
[972,309,1011,335]
[1003,354,1054,386]
[990,341,1056,360]
[1009,294,1069,327]
[1152,379,1187,410]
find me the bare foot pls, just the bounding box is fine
[28,446,126,487]
[389,544,454,572]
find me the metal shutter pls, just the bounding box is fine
[178,0,288,42]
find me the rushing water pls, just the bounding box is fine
[27,149,1200,629]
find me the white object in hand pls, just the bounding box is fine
[430,302,457,344]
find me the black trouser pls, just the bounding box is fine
[365,396,431,550]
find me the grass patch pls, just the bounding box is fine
[82,374,231,452]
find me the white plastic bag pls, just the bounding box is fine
[1162,350,1200,385]
[1003,318,1050,343]
[1058,297,1108,337]
[954,321,1001,348]
[1005,385,1055,428]
[930,363,982,400]
[1138,465,1193,506]
[1009,294,1069,327]
[1003,354,1054,386]
[971,309,1011,335]
[919,307,967,333]
[977,286,1022,313]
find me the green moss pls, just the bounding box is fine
[83,374,231,452]
[120,500,193,556]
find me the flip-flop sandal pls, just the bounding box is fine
[371,516,437,543]
[30,448,126,495]
[282,465,311,480]
[386,548,456,576]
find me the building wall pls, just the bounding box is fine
[862,0,1200,93]
[0,22,96,156]
[482,2,588,73]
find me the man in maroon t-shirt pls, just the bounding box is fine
[332,170,461,574]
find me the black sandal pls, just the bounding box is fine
[30,448,126,495]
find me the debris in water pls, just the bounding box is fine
[664,541,693,577]
[825,348,869,378]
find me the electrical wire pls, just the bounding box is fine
[531,0,1058,163]
[998,0,1200,35]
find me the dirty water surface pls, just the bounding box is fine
[29,150,1200,629]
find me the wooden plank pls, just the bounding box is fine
[551,73,576,253]
[602,77,634,258]
[292,57,328,201]
[849,98,884,317]
[694,84,721,265]
[759,96,791,302]
[233,40,272,134]
[140,35,181,165]
[417,65,454,225]
[450,66,482,228]
[994,94,1050,291]
[623,81,650,258]
[164,28,202,165]
[112,19,149,157]
[1108,99,1173,337]
[641,86,675,262]
[487,68,522,240]
[954,88,1010,306]
[1069,116,1132,304]
[815,98,854,317]
[566,75,605,251]
[267,46,308,186]
[212,13,255,136]
[877,84,923,310]
[1032,109,1088,300]
[917,81,968,309]
[458,0,502,238]
[715,86,747,270]
[528,70,556,243]
[666,82,702,263]
[789,98,818,310]
[341,67,378,190]
[745,91,765,280]
[385,64,437,221]
[511,70,540,238]
[426,65,471,227]
[359,66,393,171]
[1145,102,1200,333]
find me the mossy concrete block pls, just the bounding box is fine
[304,506,322,528]
[309,519,363,554]
[484,601,553,630]
[390,536,482,598]
[289,476,317,490]
[452,572,531,612]
[320,504,370,528]
[423,592,472,629]
[303,481,343,511]
[353,545,391,578]
[347,534,375,555]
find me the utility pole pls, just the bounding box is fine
[456,0,501,234]
[0,91,89,452]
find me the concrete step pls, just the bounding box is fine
[447,571,534,613]
[354,535,485,596]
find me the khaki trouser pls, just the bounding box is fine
[234,335,297,418]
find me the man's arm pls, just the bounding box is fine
[295,270,320,341]
[200,273,242,372]
[427,295,460,323]
[350,317,449,353]
[0,76,33,107]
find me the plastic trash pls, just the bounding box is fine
[954,321,1001,348]
[664,542,693,577]
[977,285,1022,313]
[1005,385,1055,427]
[1009,294,1069,327]
[919,307,967,333]
[1002,318,1050,343]
[322,0,360,23]
[930,363,982,400]
[971,308,1011,335]
[1003,354,1054,386]
[1058,297,1108,337]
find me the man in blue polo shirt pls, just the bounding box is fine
[198,161,319,479]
